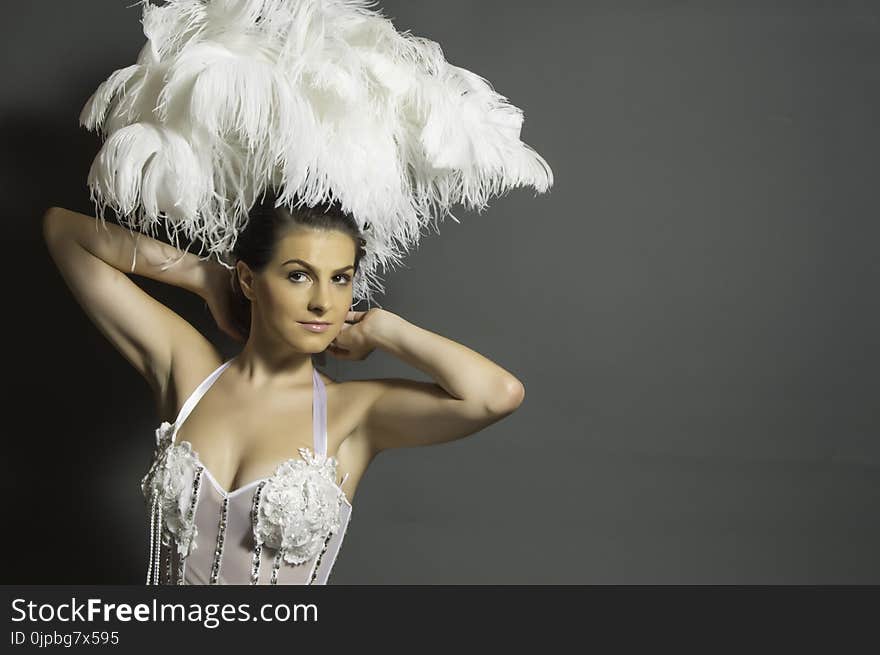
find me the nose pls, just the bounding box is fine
[308,279,331,315]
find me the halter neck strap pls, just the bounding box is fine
[172,359,327,456]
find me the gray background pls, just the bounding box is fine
[3,0,878,583]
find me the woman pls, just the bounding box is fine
[42,194,525,585]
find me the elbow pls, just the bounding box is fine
[485,376,525,416]
[42,207,63,244]
[42,207,82,256]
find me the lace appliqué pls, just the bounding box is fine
[140,421,200,558]
[254,447,348,565]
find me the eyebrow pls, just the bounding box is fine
[281,258,355,275]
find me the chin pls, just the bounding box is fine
[290,334,335,354]
[290,335,325,348]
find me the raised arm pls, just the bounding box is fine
[353,310,525,453]
[41,206,229,410]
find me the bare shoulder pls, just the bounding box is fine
[318,374,393,413]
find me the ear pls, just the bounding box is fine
[236,261,256,301]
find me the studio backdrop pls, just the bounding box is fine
[2,0,878,584]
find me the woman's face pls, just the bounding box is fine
[239,226,356,353]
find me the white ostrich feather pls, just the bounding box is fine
[79,0,554,302]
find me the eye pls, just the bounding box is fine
[287,271,351,285]
[287,271,309,283]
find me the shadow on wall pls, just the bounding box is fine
[0,71,230,580]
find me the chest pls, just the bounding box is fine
[167,374,370,500]
[177,390,316,487]
[141,423,354,585]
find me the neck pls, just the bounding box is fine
[234,338,316,390]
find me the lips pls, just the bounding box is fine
[297,321,331,333]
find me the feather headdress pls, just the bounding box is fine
[80,0,554,303]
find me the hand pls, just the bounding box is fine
[326,309,385,361]
[201,260,246,343]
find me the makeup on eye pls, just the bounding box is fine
[287,270,352,284]
[281,258,354,275]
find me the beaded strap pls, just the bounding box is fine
[209,496,230,584]
[269,549,284,585]
[146,491,159,585]
[153,501,164,584]
[308,532,334,585]
[250,481,267,585]
[176,466,204,585]
[161,528,172,585]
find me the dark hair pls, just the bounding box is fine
[228,192,367,340]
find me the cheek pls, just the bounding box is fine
[260,283,301,320]
[336,284,354,307]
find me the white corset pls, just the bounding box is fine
[140,358,352,585]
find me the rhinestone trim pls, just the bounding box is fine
[162,528,172,585]
[209,495,230,584]
[177,466,204,585]
[146,491,158,585]
[250,481,267,585]
[308,531,334,585]
[270,549,283,585]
